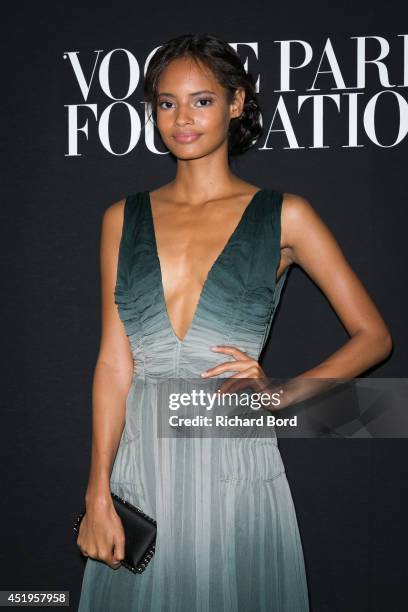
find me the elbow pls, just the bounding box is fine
[369,327,393,362]
[380,330,393,360]
[354,324,393,365]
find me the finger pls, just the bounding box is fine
[113,536,125,564]
[218,372,264,395]
[107,557,121,569]
[218,369,271,397]
[111,560,122,570]
[201,360,251,378]
[211,345,251,359]
[108,545,123,570]
[227,367,264,380]
[217,376,257,395]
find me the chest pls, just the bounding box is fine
[152,199,260,283]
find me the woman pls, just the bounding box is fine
[76,33,392,611]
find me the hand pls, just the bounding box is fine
[201,345,270,394]
[76,496,125,570]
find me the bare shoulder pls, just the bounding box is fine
[281,191,346,271]
[100,197,127,246]
[103,197,126,228]
[281,191,322,250]
[281,191,316,225]
[99,199,127,300]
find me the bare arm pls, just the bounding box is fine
[85,199,134,507]
[194,192,393,410]
[76,198,135,569]
[281,193,393,379]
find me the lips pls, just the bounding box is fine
[173,132,202,143]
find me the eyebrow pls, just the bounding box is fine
[157,90,217,98]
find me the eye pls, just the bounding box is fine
[195,98,213,107]
[157,98,214,110]
[158,100,174,110]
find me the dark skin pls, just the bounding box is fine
[77,55,392,569]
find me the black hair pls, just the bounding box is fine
[143,33,263,157]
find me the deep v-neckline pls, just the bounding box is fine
[146,188,265,345]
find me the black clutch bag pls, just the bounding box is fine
[73,491,157,574]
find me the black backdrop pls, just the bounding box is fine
[1,2,408,611]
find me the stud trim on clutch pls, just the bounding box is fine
[73,491,157,573]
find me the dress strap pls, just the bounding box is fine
[268,189,289,295]
[114,192,146,337]
[118,192,145,246]
[271,189,283,248]
[257,189,290,349]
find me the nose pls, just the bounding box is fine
[174,103,194,126]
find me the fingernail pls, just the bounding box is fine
[211,346,219,350]
[201,371,208,377]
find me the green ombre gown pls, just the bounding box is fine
[78,188,310,611]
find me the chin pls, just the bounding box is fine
[170,139,227,161]
[173,150,211,162]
